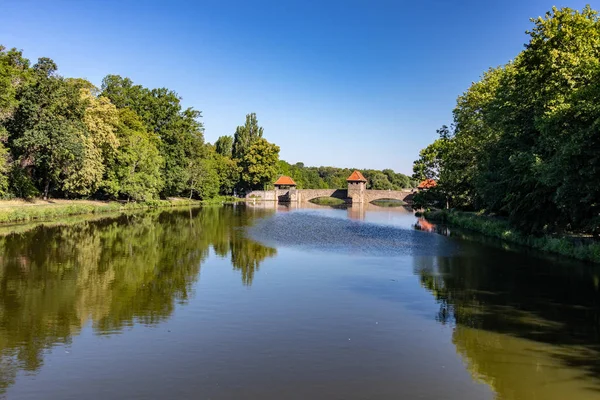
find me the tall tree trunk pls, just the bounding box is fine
[43,179,50,200]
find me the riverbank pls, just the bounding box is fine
[0,196,243,224]
[422,210,600,263]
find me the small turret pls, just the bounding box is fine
[347,170,367,204]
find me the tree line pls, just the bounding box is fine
[0,46,280,201]
[0,44,414,201]
[412,5,600,235]
[277,161,417,190]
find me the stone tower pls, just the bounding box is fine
[347,170,367,204]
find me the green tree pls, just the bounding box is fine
[213,152,240,195]
[103,108,163,201]
[10,58,86,199]
[62,86,119,196]
[369,172,393,190]
[215,135,233,157]
[240,138,280,190]
[188,157,220,199]
[232,113,263,160]
[414,5,600,234]
[101,75,205,197]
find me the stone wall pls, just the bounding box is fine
[245,190,276,201]
[362,189,415,204]
[246,188,415,204]
[296,189,349,203]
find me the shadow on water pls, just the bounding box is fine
[0,206,276,393]
[413,227,600,397]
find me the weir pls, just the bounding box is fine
[246,170,415,205]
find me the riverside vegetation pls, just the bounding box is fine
[412,6,600,262]
[0,46,414,211]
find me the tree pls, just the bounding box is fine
[103,108,163,201]
[412,132,447,182]
[232,113,263,160]
[101,75,205,197]
[188,157,220,199]
[213,152,240,195]
[239,138,280,191]
[62,86,119,196]
[0,46,31,198]
[215,135,233,157]
[413,5,600,233]
[10,58,86,199]
[369,172,393,190]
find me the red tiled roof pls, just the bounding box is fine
[346,170,367,182]
[418,179,437,189]
[274,175,296,186]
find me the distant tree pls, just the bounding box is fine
[215,135,234,157]
[213,153,240,195]
[188,157,220,199]
[240,138,280,191]
[232,113,263,160]
[369,172,393,190]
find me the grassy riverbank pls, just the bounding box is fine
[0,196,243,224]
[423,210,600,263]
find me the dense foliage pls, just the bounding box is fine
[0,44,413,200]
[413,6,600,236]
[277,161,416,190]
[0,46,283,200]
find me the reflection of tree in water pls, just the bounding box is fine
[414,250,600,398]
[0,206,276,392]
[230,238,277,285]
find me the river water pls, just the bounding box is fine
[0,203,599,399]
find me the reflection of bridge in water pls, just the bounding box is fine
[245,199,414,221]
[246,170,415,205]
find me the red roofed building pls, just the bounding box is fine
[418,179,437,190]
[346,170,367,182]
[347,170,367,202]
[274,175,297,188]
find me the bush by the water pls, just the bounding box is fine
[424,210,600,263]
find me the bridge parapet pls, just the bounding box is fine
[363,189,414,204]
[246,188,414,204]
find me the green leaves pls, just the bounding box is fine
[232,113,263,161]
[240,137,280,190]
[413,5,600,234]
[103,108,164,201]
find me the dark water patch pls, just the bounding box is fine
[248,212,458,257]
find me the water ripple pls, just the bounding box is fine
[248,212,458,257]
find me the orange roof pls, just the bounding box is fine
[346,170,367,182]
[274,175,296,186]
[418,179,437,189]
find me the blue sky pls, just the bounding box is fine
[0,0,592,174]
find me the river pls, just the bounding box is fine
[0,203,599,399]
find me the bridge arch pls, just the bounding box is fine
[298,189,349,203]
[363,190,414,205]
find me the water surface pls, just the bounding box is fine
[1,203,599,399]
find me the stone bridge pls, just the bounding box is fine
[246,188,415,205]
[245,170,416,205]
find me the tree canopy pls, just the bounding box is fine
[0,43,415,201]
[412,5,600,235]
